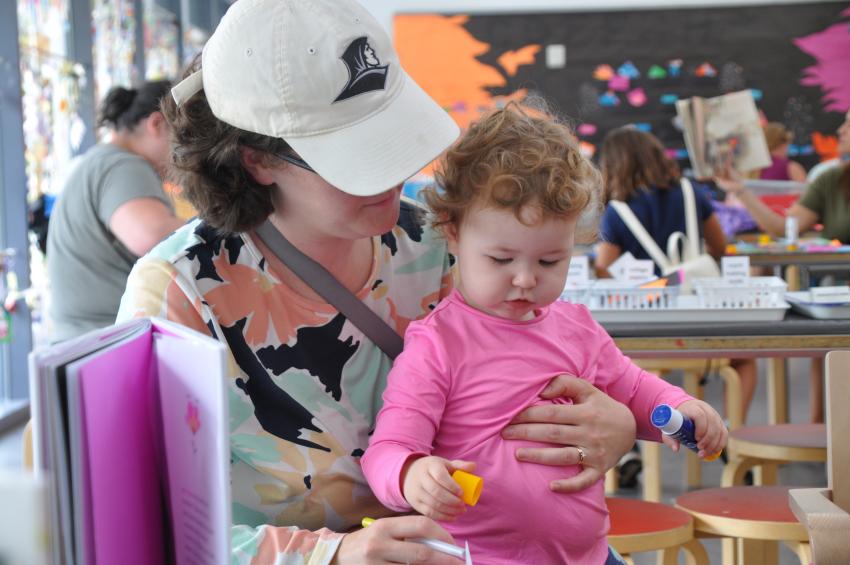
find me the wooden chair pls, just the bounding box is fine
[606,497,708,565]
[677,485,811,565]
[605,358,742,501]
[722,423,826,486]
[789,350,850,564]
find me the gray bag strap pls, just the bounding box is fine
[255,220,403,360]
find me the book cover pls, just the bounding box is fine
[676,90,771,178]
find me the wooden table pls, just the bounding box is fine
[605,314,850,424]
[728,242,850,290]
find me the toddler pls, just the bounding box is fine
[361,103,726,564]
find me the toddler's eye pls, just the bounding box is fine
[539,259,561,267]
[489,256,512,264]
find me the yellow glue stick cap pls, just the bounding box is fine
[452,470,483,506]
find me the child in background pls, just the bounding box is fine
[361,103,727,564]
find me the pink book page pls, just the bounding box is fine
[76,330,166,565]
[153,332,229,564]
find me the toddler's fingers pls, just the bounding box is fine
[431,462,464,498]
[661,434,679,451]
[417,489,465,520]
[427,468,465,507]
[448,459,476,474]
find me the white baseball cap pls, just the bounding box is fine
[171,0,459,197]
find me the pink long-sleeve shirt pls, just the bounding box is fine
[361,290,692,564]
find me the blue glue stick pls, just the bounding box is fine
[651,404,720,461]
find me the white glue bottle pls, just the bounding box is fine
[651,404,720,461]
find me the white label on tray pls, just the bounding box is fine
[624,260,655,284]
[565,255,590,288]
[810,286,850,304]
[608,252,635,281]
[722,256,750,283]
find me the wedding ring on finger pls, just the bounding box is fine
[576,446,585,465]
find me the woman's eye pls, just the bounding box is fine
[489,256,512,264]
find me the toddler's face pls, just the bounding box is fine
[447,205,576,321]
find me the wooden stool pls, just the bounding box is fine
[722,423,826,486]
[604,358,742,501]
[677,486,811,565]
[607,497,708,565]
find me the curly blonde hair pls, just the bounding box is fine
[422,101,601,236]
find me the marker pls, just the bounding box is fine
[361,518,473,564]
[651,404,721,461]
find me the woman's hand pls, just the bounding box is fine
[501,375,636,493]
[402,456,474,522]
[333,516,463,564]
[714,162,746,196]
[667,399,728,458]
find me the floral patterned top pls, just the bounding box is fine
[117,201,452,564]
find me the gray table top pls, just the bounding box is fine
[603,312,850,339]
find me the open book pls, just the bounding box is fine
[29,318,230,565]
[676,90,771,178]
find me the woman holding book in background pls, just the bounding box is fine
[116,0,637,563]
[716,109,850,423]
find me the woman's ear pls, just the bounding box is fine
[240,147,276,186]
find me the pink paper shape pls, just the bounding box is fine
[627,88,647,107]
[577,123,598,136]
[608,75,630,92]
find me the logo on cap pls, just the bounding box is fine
[334,37,389,103]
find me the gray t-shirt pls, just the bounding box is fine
[47,143,174,342]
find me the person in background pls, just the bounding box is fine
[759,122,807,183]
[595,127,758,429]
[807,110,850,183]
[716,109,850,422]
[361,103,726,564]
[47,80,183,342]
[116,0,637,563]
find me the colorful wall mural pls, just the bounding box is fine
[394,2,850,186]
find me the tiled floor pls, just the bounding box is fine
[0,358,826,563]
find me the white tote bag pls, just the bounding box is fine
[610,178,720,292]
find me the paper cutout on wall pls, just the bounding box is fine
[497,44,541,76]
[599,91,621,107]
[593,64,615,81]
[750,88,763,101]
[667,59,683,77]
[648,65,667,79]
[695,62,718,78]
[617,61,640,79]
[577,123,598,136]
[812,132,838,161]
[609,75,630,92]
[633,122,652,132]
[627,88,647,107]
[579,141,597,158]
[794,7,850,112]
[789,144,815,156]
[660,93,679,105]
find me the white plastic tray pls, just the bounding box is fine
[583,295,790,324]
[786,291,850,320]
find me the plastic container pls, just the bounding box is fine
[561,280,679,311]
[693,276,787,309]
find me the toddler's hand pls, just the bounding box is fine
[401,456,475,522]
[664,399,728,458]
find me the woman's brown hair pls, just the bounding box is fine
[161,56,294,234]
[422,100,600,235]
[599,127,680,202]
